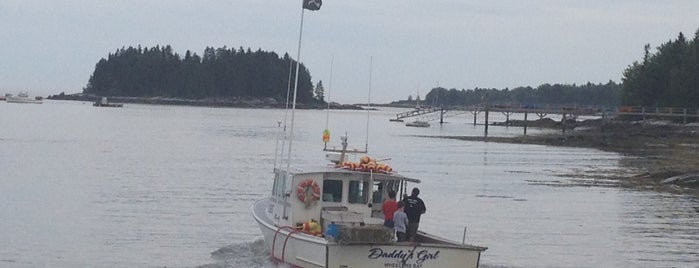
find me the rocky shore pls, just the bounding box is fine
[434,118,699,198]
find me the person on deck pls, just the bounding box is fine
[382,190,398,228]
[404,187,426,242]
[393,202,408,242]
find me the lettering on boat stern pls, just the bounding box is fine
[368,245,440,267]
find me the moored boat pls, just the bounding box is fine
[93,97,123,107]
[252,137,486,268]
[405,120,430,127]
[6,92,42,104]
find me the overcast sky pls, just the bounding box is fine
[1,1,698,103]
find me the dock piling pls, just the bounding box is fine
[523,111,528,135]
[462,226,467,245]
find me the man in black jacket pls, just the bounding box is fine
[403,187,426,242]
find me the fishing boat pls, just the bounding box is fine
[6,92,42,104]
[252,136,486,268]
[252,2,484,266]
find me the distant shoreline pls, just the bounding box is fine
[47,93,368,110]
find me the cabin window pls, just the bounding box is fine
[273,172,287,198]
[348,181,367,204]
[272,173,280,196]
[322,179,343,203]
[272,176,278,196]
[372,182,383,204]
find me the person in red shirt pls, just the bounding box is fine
[382,190,398,228]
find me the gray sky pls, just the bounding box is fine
[1,1,698,104]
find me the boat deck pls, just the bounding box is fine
[254,198,486,251]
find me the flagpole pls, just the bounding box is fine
[286,5,305,172]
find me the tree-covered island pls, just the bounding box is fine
[51,45,335,108]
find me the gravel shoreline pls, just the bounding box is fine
[430,119,699,198]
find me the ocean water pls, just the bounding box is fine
[1,100,697,268]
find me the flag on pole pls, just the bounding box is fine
[302,0,322,11]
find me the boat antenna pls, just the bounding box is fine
[416,85,420,109]
[323,57,334,150]
[364,56,373,153]
[434,81,440,107]
[273,121,283,169]
[326,57,333,128]
[276,52,295,169]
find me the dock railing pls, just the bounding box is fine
[393,104,699,124]
[616,106,699,124]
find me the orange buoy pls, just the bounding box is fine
[322,129,330,143]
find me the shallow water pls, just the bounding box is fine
[1,101,697,268]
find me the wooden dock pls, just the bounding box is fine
[390,105,699,134]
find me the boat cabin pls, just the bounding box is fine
[269,166,419,240]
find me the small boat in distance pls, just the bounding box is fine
[6,92,42,104]
[93,97,123,107]
[405,120,430,127]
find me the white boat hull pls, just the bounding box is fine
[6,97,42,104]
[253,199,484,268]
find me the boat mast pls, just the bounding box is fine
[364,56,372,153]
[286,6,307,172]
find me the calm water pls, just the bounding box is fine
[1,100,697,268]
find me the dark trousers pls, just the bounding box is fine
[383,219,394,228]
[396,231,407,242]
[406,222,419,242]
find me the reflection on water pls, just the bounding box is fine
[619,193,699,266]
[0,101,697,268]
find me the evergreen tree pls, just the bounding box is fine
[621,29,699,108]
[314,80,325,101]
[394,82,622,108]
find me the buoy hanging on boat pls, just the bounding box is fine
[340,155,392,173]
[302,219,322,236]
[322,129,330,143]
[296,179,321,208]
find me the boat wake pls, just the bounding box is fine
[196,239,290,268]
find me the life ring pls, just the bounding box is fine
[296,179,321,207]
